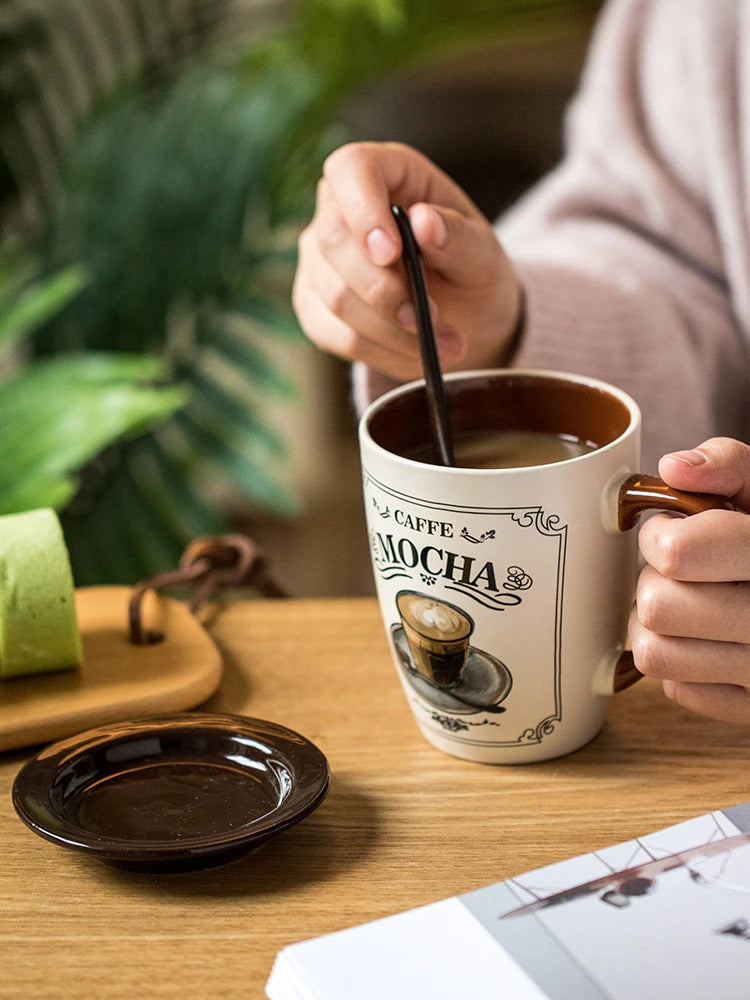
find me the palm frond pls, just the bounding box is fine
[0,353,186,515]
[0,243,86,353]
[29,55,326,582]
[0,266,86,353]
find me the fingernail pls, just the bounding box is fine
[662,679,678,701]
[436,326,464,360]
[431,212,448,249]
[396,303,417,330]
[366,228,397,265]
[397,297,439,331]
[666,449,708,467]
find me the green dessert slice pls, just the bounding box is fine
[0,508,83,679]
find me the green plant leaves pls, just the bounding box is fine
[43,62,322,355]
[0,251,85,354]
[0,249,184,524]
[30,58,319,583]
[0,354,186,515]
[289,0,602,107]
[8,0,603,584]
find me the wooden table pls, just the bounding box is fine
[2,597,750,999]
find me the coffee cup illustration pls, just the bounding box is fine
[396,591,474,688]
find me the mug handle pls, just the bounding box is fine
[613,473,736,693]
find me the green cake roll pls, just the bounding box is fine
[0,508,83,679]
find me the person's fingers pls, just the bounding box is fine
[295,219,465,372]
[635,564,750,643]
[407,203,522,369]
[629,606,750,686]
[313,178,430,328]
[296,142,520,373]
[295,225,417,355]
[629,595,750,725]
[658,437,750,509]
[661,679,750,725]
[306,181,470,363]
[319,163,508,308]
[322,146,399,265]
[292,279,425,381]
[407,202,510,291]
[322,141,478,265]
[636,439,750,727]
[637,508,750,582]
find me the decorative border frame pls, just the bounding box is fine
[364,470,567,748]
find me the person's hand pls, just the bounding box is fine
[293,141,523,382]
[630,437,750,723]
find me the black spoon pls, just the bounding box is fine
[391,204,455,467]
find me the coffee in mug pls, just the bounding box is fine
[360,369,732,764]
[404,429,598,470]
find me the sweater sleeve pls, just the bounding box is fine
[498,0,750,471]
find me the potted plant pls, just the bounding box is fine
[3,0,602,584]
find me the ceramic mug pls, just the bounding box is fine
[359,369,732,764]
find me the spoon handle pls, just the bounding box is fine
[391,205,455,467]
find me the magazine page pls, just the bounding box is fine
[266,896,547,1000]
[462,802,750,999]
[267,803,750,1000]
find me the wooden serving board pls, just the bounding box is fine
[0,586,223,752]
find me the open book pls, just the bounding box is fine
[267,802,750,999]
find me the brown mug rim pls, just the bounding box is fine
[362,368,639,472]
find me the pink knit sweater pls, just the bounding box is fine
[354,0,750,472]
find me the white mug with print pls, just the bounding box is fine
[360,369,730,764]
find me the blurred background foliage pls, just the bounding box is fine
[0,248,184,516]
[0,0,601,584]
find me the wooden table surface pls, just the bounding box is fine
[2,596,750,999]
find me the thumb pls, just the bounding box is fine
[407,202,507,289]
[658,437,750,510]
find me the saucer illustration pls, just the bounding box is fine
[391,625,512,714]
